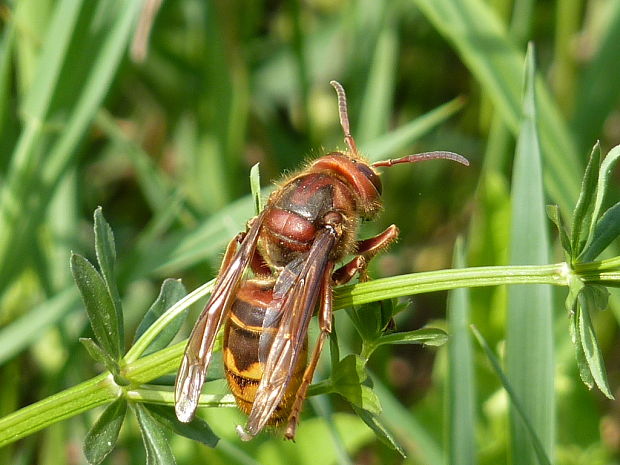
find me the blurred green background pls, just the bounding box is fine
[0,0,619,464]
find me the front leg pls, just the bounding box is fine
[332,225,399,284]
[355,224,399,259]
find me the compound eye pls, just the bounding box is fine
[356,163,382,195]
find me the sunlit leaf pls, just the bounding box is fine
[447,238,476,465]
[133,279,188,356]
[546,204,572,259]
[79,338,119,376]
[580,201,620,262]
[375,328,447,348]
[569,306,594,389]
[133,403,176,465]
[145,405,218,448]
[351,406,405,458]
[579,144,620,261]
[506,45,554,464]
[93,207,124,353]
[71,253,121,360]
[571,143,602,258]
[83,398,127,465]
[577,290,614,399]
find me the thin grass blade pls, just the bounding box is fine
[447,238,476,465]
[506,45,554,464]
[472,326,552,465]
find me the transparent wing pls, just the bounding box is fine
[258,257,304,364]
[174,211,265,423]
[243,227,337,438]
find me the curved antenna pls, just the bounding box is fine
[372,151,469,168]
[330,80,358,155]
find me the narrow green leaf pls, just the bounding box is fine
[93,207,117,292]
[578,290,614,399]
[79,338,119,376]
[83,397,127,465]
[581,202,620,262]
[133,279,188,356]
[579,145,620,261]
[569,306,594,389]
[546,204,572,259]
[472,326,552,465]
[249,163,263,215]
[571,143,602,258]
[145,405,218,448]
[351,406,406,458]
[506,45,554,464]
[375,328,447,348]
[447,237,476,465]
[71,253,121,360]
[93,207,124,352]
[133,403,176,465]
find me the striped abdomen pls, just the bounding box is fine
[223,279,308,424]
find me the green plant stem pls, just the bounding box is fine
[2,260,617,448]
[0,374,118,448]
[333,263,569,308]
[582,272,620,286]
[125,385,236,408]
[123,341,186,384]
[575,256,620,273]
[124,279,215,363]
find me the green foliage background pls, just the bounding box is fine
[0,0,619,464]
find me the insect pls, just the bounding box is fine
[175,80,469,441]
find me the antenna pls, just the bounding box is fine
[372,151,469,168]
[330,80,358,155]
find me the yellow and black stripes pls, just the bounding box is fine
[223,279,308,424]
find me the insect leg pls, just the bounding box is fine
[355,224,399,258]
[283,262,334,440]
[332,225,399,284]
[332,256,366,285]
[220,232,246,269]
